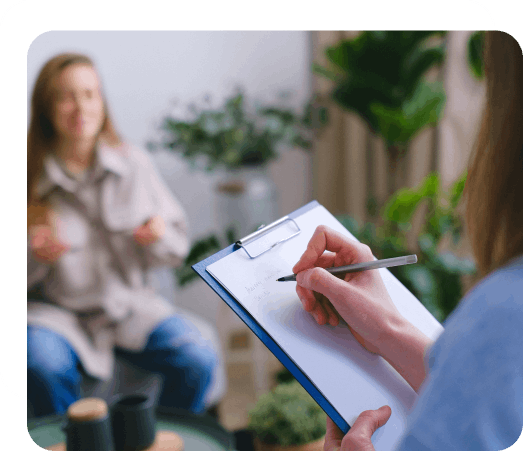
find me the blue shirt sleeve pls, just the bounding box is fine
[395,256,523,451]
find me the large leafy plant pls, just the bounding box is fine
[313,31,447,195]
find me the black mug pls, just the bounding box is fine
[63,413,115,451]
[110,394,157,451]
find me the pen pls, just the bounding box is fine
[277,255,418,282]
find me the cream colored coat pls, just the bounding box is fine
[27,142,189,380]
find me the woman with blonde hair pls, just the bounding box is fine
[27,53,217,417]
[294,31,523,450]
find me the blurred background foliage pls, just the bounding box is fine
[178,29,485,409]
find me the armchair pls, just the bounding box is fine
[27,266,227,418]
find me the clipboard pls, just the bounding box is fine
[192,200,444,446]
[191,201,348,426]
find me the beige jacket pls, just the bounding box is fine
[27,142,189,380]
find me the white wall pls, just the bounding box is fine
[28,31,313,323]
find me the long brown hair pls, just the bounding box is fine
[27,53,121,227]
[464,31,523,278]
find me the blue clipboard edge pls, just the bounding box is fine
[192,200,350,434]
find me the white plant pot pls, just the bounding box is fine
[215,166,279,242]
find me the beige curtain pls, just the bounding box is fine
[309,30,486,256]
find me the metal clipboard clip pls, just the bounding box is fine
[235,216,301,259]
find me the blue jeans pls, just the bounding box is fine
[27,316,217,417]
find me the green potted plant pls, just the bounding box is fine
[337,170,476,322]
[313,31,447,198]
[247,380,326,451]
[311,31,483,321]
[149,86,327,171]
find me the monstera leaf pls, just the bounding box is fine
[370,81,445,146]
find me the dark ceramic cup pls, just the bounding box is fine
[110,394,157,451]
[63,413,115,451]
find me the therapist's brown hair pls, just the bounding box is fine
[464,31,523,278]
[27,53,121,227]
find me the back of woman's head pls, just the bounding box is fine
[465,31,523,278]
[27,53,120,210]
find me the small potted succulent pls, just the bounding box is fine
[247,380,326,451]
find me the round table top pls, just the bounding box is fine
[28,406,235,451]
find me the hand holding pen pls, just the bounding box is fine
[290,225,418,354]
[278,255,417,282]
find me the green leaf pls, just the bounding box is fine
[403,82,446,120]
[468,31,485,79]
[459,258,477,274]
[418,233,437,255]
[368,104,410,143]
[311,62,343,82]
[336,215,360,237]
[436,252,460,272]
[421,172,440,198]
[325,39,359,73]
[401,265,438,296]
[449,170,467,208]
[402,45,446,95]
[382,174,437,224]
[361,222,379,246]
[436,252,476,275]
[384,190,424,223]
[225,226,238,245]
[395,264,444,321]
[185,235,220,263]
[371,82,445,145]
[366,195,379,217]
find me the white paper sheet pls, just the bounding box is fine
[207,204,444,450]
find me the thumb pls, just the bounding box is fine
[296,267,351,307]
[350,406,392,439]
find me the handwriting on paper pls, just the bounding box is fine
[244,267,282,295]
[251,290,270,303]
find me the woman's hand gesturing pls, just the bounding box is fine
[133,215,166,246]
[29,225,70,264]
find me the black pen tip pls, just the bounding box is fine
[277,277,284,282]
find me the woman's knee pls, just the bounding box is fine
[27,326,79,380]
[163,342,218,388]
[181,342,218,379]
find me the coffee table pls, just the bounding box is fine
[27,406,236,451]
